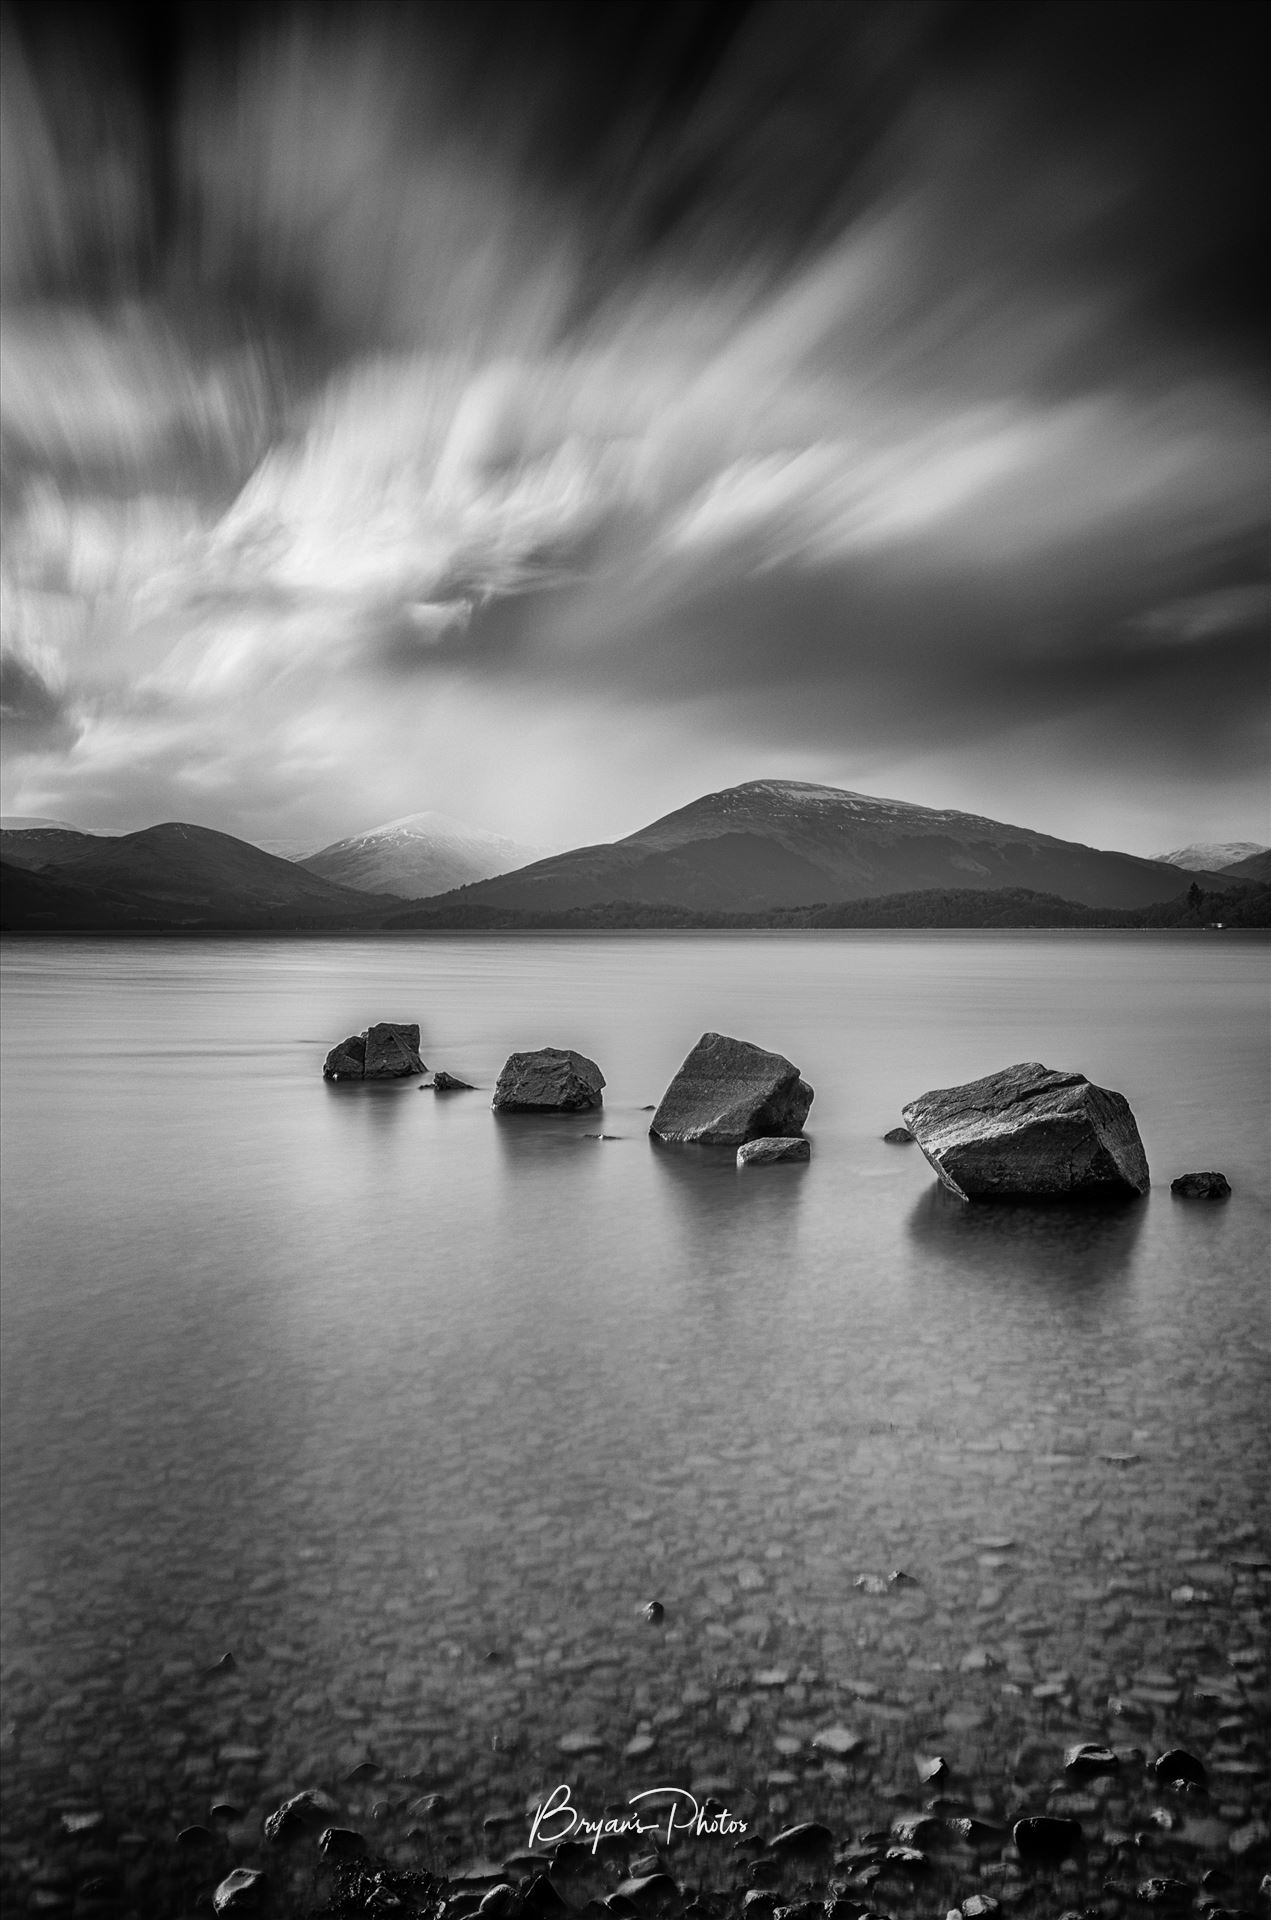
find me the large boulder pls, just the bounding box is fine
[901,1061,1149,1201]
[650,1032,813,1145]
[492,1048,605,1111]
[323,1022,423,1080]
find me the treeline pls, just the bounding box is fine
[383,881,1270,932]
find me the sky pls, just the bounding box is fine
[1,0,1267,858]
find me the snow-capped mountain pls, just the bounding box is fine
[1154,841,1269,872]
[300,811,556,898]
[402,779,1236,913]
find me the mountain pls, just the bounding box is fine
[399,780,1239,916]
[1,822,400,929]
[300,810,556,897]
[1155,841,1269,871]
[1,827,103,871]
[1216,847,1271,883]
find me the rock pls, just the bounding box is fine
[613,1874,680,1912]
[643,1600,665,1624]
[1135,1879,1193,1907]
[323,1033,366,1078]
[812,1726,865,1757]
[319,1828,367,1861]
[1012,1815,1083,1864]
[737,1136,811,1167]
[901,1061,1150,1201]
[883,1126,915,1143]
[1170,1171,1231,1198]
[213,1868,268,1913]
[493,1049,605,1112]
[176,1825,215,1848]
[1064,1743,1120,1776]
[263,1789,337,1842]
[364,1022,425,1078]
[915,1754,949,1785]
[433,1071,475,1091]
[1152,1749,1207,1788]
[478,1883,521,1917]
[769,1822,834,1857]
[323,1023,423,1080]
[651,1033,813,1146]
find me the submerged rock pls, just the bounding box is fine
[650,1032,813,1146]
[432,1070,476,1092]
[737,1135,811,1167]
[323,1023,423,1080]
[492,1049,604,1112]
[1012,1814,1083,1864]
[213,1868,268,1914]
[883,1126,915,1144]
[901,1061,1149,1201]
[1170,1171,1231,1198]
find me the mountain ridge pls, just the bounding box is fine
[408,779,1240,914]
[300,810,556,897]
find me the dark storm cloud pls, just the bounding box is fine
[0,1,1266,846]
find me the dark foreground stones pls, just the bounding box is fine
[1012,1814,1084,1864]
[901,1061,1150,1201]
[492,1048,605,1112]
[1170,1171,1231,1198]
[323,1023,424,1080]
[213,1867,268,1913]
[650,1032,813,1146]
[737,1135,811,1167]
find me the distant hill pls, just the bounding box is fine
[301,810,555,897]
[0,827,104,871]
[386,880,1271,932]
[1155,840,1269,871]
[0,823,401,929]
[1216,847,1271,883]
[407,780,1238,915]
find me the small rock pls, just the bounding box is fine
[736,1135,811,1166]
[812,1726,864,1757]
[1013,1815,1083,1864]
[432,1071,476,1091]
[263,1790,336,1842]
[320,1828,367,1861]
[1170,1171,1231,1198]
[642,1601,665,1625]
[1135,1878,1193,1906]
[176,1825,215,1849]
[207,1652,237,1673]
[493,1049,605,1112]
[613,1873,680,1912]
[769,1823,834,1856]
[344,1760,382,1782]
[1064,1744,1120,1777]
[558,1730,605,1755]
[324,1023,424,1080]
[961,1897,1001,1917]
[883,1126,915,1143]
[478,1885,521,1918]
[891,1815,942,1847]
[1152,1749,1207,1789]
[915,1754,949,1785]
[213,1868,268,1914]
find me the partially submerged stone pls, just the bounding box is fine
[213,1868,268,1914]
[323,1023,423,1080]
[883,1125,915,1144]
[432,1070,475,1092]
[650,1032,813,1146]
[737,1135,811,1167]
[1170,1171,1231,1199]
[901,1061,1149,1202]
[493,1048,604,1112]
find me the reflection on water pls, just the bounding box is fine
[906,1183,1145,1291]
[1,933,1268,1904]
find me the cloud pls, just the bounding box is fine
[0,1,1266,852]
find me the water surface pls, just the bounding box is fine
[2,932,1267,1902]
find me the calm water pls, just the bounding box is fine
[2,932,1268,1907]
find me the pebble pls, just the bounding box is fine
[212,1867,268,1913]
